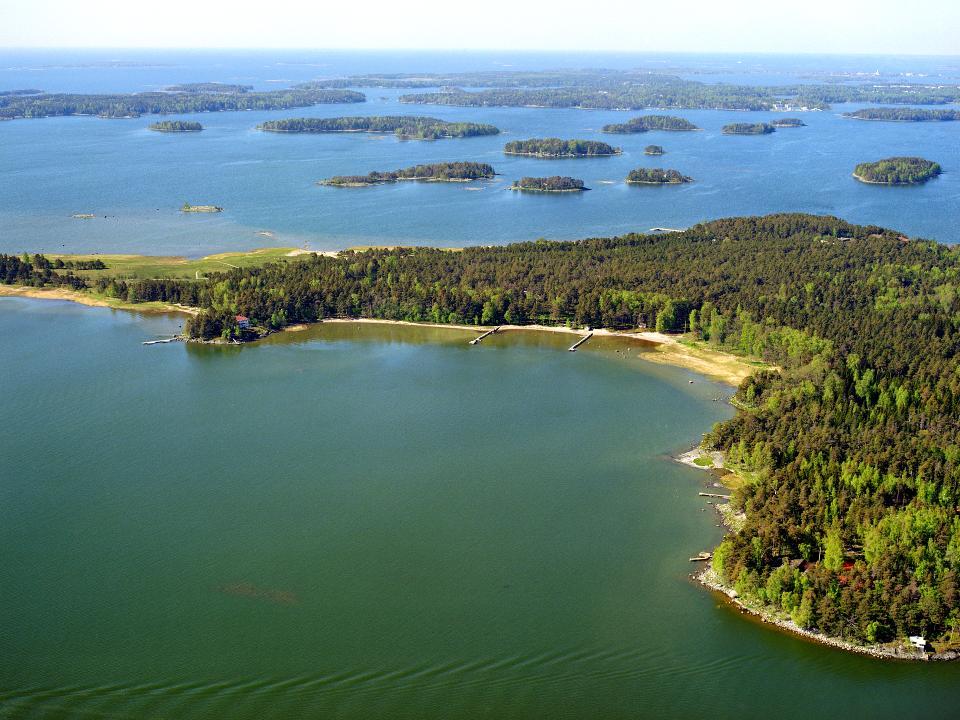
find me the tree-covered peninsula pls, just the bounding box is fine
[602,115,699,133]
[257,116,499,139]
[626,168,692,184]
[722,122,776,135]
[770,118,806,127]
[844,107,960,122]
[644,145,665,155]
[510,176,586,192]
[13,213,960,653]
[320,162,495,186]
[0,84,365,120]
[149,120,203,132]
[503,138,620,158]
[853,157,941,185]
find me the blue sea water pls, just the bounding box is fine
[1,50,958,255]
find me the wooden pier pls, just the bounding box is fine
[469,326,500,345]
[698,492,731,499]
[142,337,181,346]
[689,552,713,562]
[568,332,593,352]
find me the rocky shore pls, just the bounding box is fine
[696,566,959,661]
[680,444,960,662]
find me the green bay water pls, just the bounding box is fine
[2,299,960,719]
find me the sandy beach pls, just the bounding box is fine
[0,285,198,315]
[0,285,758,386]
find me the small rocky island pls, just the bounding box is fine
[149,120,203,132]
[844,107,960,122]
[626,168,692,184]
[770,118,806,128]
[644,145,665,155]
[181,202,223,213]
[503,138,620,158]
[320,162,495,186]
[602,115,699,133]
[722,122,776,135]
[510,176,587,192]
[853,157,942,185]
[257,116,499,139]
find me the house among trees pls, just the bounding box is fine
[909,636,927,650]
[235,315,250,330]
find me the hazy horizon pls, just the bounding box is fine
[5,0,959,56]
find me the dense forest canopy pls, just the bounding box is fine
[844,107,960,122]
[722,122,776,135]
[503,138,620,157]
[0,85,365,120]
[602,115,699,133]
[257,116,499,139]
[320,162,495,186]
[626,168,692,184]
[510,176,586,191]
[853,157,942,185]
[148,120,203,132]
[9,212,960,647]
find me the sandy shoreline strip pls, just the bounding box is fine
[318,318,748,384]
[0,285,198,315]
[0,286,754,385]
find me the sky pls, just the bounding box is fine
[3,0,959,55]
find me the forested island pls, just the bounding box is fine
[320,162,495,186]
[844,107,960,122]
[625,168,692,184]
[510,176,586,192]
[503,138,620,158]
[853,157,942,185]
[770,118,806,127]
[8,212,960,655]
[0,84,365,120]
[257,116,499,139]
[149,120,203,132]
[163,83,254,93]
[722,122,776,135]
[380,70,960,111]
[601,115,699,133]
[645,145,665,155]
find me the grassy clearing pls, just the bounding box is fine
[48,247,307,281]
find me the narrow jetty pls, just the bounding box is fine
[469,326,500,345]
[689,552,713,562]
[699,492,731,499]
[142,337,181,346]
[568,332,593,352]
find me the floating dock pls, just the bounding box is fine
[568,332,593,352]
[698,492,731,500]
[689,552,713,562]
[142,337,181,346]
[469,326,500,345]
